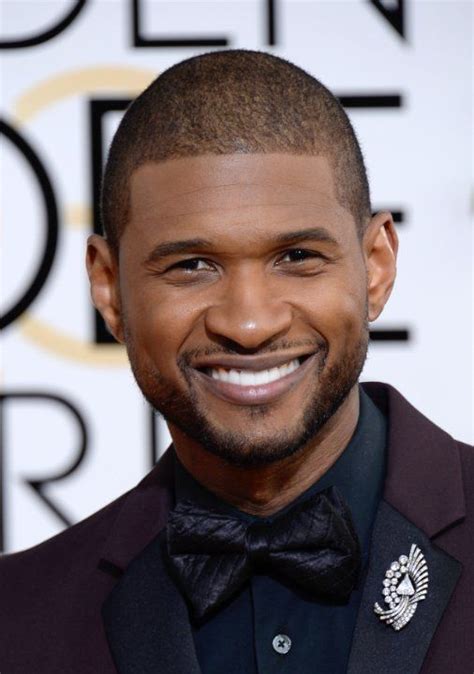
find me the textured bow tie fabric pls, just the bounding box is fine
[166,485,361,621]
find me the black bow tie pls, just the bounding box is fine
[166,485,361,621]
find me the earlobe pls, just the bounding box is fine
[86,235,125,343]
[364,212,399,322]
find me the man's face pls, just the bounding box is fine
[113,154,374,466]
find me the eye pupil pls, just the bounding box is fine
[180,259,206,270]
[172,258,215,273]
[292,249,306,260]
[284,248,310,262]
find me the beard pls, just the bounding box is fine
[124,313,370,468]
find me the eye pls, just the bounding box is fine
[277,248,324,264]
[168,258,215,273]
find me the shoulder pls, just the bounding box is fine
[0,489,129,594]
[363,380,473,537]
[0,449,174,622]
[457,438,474,464]
[362,381,472,458]
[456,439,474,507]
[0,489,141,670]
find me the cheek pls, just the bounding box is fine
[122,284,204,370]
[293,274,366,353]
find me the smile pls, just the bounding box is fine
[192,353,317,406]
[207,358,301,386]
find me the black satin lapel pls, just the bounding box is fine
[347,500,461,674]
[102,530,201,674]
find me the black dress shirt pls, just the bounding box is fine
[172,384,387,673]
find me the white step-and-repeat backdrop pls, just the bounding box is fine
[1,0,472,553]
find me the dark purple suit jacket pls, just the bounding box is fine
[1,382,473,673]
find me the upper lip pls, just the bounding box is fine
[191,351,317,372]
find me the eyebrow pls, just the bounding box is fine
[274,227,339,247]
[145,238,213,264]
[144,227,339,265]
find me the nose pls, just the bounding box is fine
[204,267,293,350]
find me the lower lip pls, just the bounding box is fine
[191,353,319,406]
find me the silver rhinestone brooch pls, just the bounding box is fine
[374,543,429,631]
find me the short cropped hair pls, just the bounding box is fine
[101,49,371,250]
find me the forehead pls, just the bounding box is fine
[126,154,356,249]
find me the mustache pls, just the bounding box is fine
[178,337,327,369]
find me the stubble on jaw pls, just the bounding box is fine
[122,306,370,468]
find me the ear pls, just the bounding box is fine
[86,235,124,343]
[363,212,399,322]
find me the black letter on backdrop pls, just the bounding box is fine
[0,392,88,552]
[149,408,160,469]
[132,0,229,47]
[0,0,87,49]
[132,0,278,47]
[0,120,59,330]
[368,0,405,40]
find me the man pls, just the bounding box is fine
[1,50,472,674]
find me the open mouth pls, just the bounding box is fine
[199,355,311,387]
[191,353,316,406]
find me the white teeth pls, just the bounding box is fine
[228,369,240,385]
[210,358,301,386]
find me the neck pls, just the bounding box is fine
[170,385,360,517]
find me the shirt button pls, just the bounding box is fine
[272,634,292,655]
